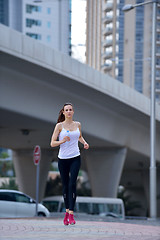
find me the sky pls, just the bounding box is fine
[71,0,86,63]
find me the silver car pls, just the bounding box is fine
[0,189,50,218]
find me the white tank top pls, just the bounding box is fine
[58,125,80,159]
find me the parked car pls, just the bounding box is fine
[42,196,125,220]
[0,189,50,218]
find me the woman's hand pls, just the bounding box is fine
[62,136,70,143]
[84,142,89,149]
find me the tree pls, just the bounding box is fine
[0,178,19,190]
[44,175,91,197]
[118,188,142,216]
[45,176,63,197]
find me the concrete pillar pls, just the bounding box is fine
[12,148,55,201]
[85,147,127,197]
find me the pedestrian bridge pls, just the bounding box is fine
[0,24,160,216]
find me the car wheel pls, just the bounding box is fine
[38,212,45,217]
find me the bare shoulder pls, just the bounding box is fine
[74,121,81,125]
[55,122,62,132]
[56,122,62,127]
[75,121,81,126]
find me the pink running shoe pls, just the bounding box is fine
[69,214,76,225]
[63,212,69,225]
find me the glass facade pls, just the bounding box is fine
[134,0,144,93]
[0,0,8,25]
[0,0,5,23]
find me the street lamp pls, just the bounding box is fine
[122,0,156,11]
[122,0,158,219]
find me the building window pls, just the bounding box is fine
[26,32,41,40]
[47,35,51,42]
[26,4,42,14]
[38,6,41,12]
[47,21,51,28]
[26,18,41,28]
[47,7,51,14]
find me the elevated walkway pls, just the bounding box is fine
[0,24,160,216]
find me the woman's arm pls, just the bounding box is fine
[78,122,89,149]
[50,123,69,147]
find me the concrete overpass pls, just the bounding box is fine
[0,24,160,216]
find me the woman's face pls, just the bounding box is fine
[63,105,74,119]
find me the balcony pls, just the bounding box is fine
[157,16,160,21]
[102,52,112,59]
[155,88,160,94]
[157,28,160,34]
[156,65,160,70]
[156,53,160,58]
[156,40,160,45]
[101,63,112,71]
[103,2,113,12]
[103,16,113,24]
[103,27,113,36]
[103,39,112,47]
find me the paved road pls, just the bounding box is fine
[0,217,160,240]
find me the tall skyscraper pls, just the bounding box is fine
[86,0,160,101]
[0,0,71,55]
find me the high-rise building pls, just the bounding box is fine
[86,0,160,101]
[0,0,22,31]
[0,0,71,55]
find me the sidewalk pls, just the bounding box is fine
[0,217,160,240]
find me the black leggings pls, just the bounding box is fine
[58,155,81,211]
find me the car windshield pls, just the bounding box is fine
[14,193,30,203]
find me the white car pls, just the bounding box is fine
[0,189,50,218]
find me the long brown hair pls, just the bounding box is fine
[57,103,73,123]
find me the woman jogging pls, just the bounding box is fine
[50,103,89,225]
